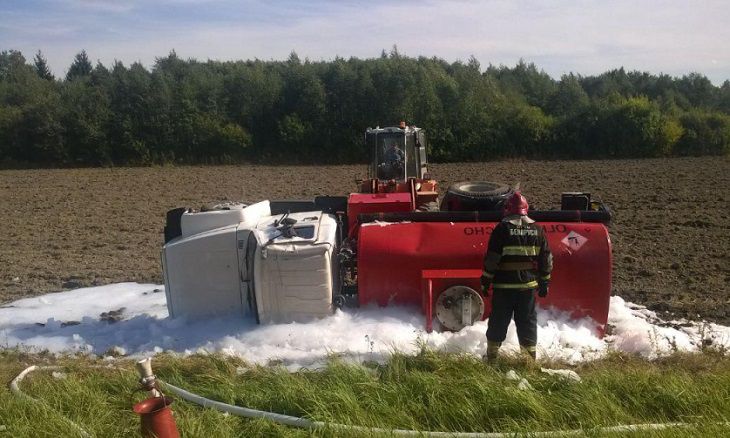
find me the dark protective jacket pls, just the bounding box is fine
[482,215,553,290]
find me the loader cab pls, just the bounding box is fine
[366,124,428,181]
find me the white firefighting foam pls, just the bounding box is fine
[0,283,727,369]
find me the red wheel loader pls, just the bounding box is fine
[161,123,612,335]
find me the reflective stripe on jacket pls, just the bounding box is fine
[482,215,553,290]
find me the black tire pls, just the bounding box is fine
[416,201,439,212]
[441,181,513,212]
[333,295,346,309]
[447,181,511,198]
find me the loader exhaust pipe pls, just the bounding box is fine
[358,210,611,224]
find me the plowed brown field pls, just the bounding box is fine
[1,157,729,323]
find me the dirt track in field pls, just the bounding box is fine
[1,157,729,324]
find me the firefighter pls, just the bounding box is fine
[480,192,552,361]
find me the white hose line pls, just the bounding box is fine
[9,365,91,438]
[159,379,720,437]
[10,365,727,438]
[160,380,315,429]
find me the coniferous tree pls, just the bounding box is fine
[33,50,54,80]
[66,50,93,81]
[0,49,27,79]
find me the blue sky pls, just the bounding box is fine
[2,0,728,83]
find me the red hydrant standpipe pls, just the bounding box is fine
[134,358,180,438]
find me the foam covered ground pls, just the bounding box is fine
[1,283,728,369]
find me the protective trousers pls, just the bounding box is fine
[486,289,538,348]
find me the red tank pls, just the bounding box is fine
[357,220,611,335]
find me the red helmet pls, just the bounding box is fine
[504,191,529,216]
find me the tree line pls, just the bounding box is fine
[1,48,729,167]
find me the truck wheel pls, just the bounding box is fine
[448,181,511,198]
[333,295,346,309]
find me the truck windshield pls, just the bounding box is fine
[375,133,406,180]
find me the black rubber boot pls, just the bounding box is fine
[482,341,502,363]
[520,345,537,360]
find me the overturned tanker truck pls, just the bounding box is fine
[161,124,612,334]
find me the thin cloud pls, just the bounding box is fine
[2,0,728,83]
[60,0,137,13]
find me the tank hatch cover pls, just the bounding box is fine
[435,285,484,331]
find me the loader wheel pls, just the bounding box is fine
[441,181,513,211]
[416,201,439,212]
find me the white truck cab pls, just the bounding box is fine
[162,201,339,323]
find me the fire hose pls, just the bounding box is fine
[10,362,728,437]
[10,365,91,438]
[158,378,713,437]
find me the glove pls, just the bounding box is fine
[482,283,490,297]
[538,282,549,298]
[480,274,491,297]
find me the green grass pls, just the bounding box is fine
[1,349,729,437]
